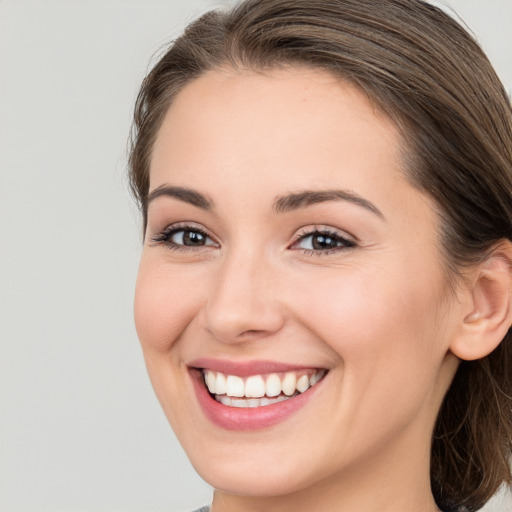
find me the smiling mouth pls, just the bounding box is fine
[201,368,327,409]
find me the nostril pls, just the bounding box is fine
[239,329,269,338]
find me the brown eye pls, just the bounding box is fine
[170,229,215,247]
[310,234,342,250]
[295,230,356,253]
[151,225,217,250]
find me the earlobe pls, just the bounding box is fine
[450,242,512,361]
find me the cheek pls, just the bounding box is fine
[288,261,447,393]
[134,258,205,353]
[294,261,439,336]
[134,258,207,428]
[284,265,449,455]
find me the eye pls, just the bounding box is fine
[170,229,214,247]
[291,228,356,254]
[150,224,217,250]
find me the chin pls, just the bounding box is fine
[193,458,314,497]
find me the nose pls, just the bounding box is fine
[201,248,285,343]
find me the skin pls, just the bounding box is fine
[134,67,467,512]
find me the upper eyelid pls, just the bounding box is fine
[290,226,358,251]
[148,222,217,246]
[153,221,212,237]
[293,225,356,241]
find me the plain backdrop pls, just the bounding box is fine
[0,1,511,511]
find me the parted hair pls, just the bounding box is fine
[128,1,512,510]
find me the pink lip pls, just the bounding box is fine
[189,361,327,431]
[189,358,320,377]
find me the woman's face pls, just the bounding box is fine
[135,67,459,499]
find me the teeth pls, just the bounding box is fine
[296,374,310,393]
[310,372,321,386]
[245,375,266,398]
[205,370,216,391]
[265,373,281,397]
[218,395,232,407]
[230,395,289,408]
[282,372,297,396]
[226,375,244,397]
[215,372,227,395]
[311,369,327,386]
[202,368,326,404]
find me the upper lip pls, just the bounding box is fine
[189,358,327,377]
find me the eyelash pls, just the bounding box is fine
[150,223,217,252]
[150,224,357,255]
[291,227,356,255]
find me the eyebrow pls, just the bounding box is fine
[147,185,214,210]
[147,185,384,220]
[273,189,385,219]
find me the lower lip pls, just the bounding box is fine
[190,370,324,431]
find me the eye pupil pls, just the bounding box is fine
[312,234,340,250]
[183,230,206,246]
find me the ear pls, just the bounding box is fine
[450,242,512,361]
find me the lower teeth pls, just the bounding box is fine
[215,392,299,408]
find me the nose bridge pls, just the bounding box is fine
[203,243,284,342]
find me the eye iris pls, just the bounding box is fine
[183,230,206,246]
[312,234,340,250]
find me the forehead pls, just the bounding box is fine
[150,66,404,188]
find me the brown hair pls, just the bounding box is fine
[129,1,512,510]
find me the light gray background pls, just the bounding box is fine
[0,1,511,511]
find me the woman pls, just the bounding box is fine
[129,1,512,511]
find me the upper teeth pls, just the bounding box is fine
[203,369,325,398]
